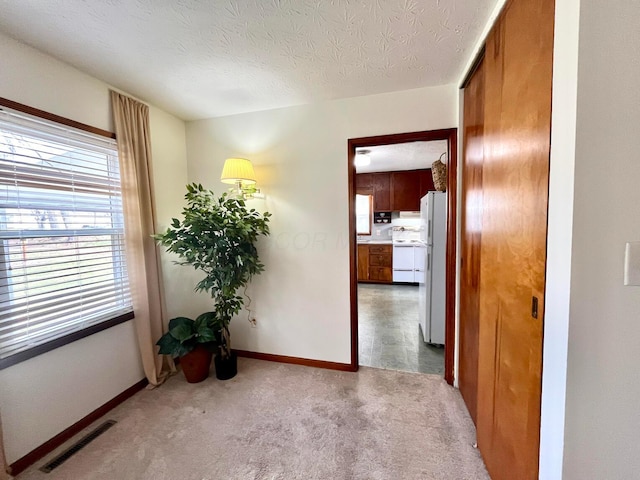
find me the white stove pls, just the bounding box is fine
[391,227,425,283]
[391,226,421,244]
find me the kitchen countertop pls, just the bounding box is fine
[357,239,427,246]
[357,239,393,245]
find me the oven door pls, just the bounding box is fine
[392,244,414,282]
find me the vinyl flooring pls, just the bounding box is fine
[358,283,445,375]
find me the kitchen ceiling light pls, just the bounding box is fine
[355,150,371,167]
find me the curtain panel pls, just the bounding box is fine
[110,91,173,386]
[1,411,9,479]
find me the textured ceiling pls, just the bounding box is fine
[0,0,496,120]
[355,140,448,173]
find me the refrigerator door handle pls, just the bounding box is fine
[427,252,431,271]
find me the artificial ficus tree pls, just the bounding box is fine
[155,183,271,359]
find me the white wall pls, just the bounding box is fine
[0,32,188,463]
[185,85,457,364]
[561,1,640,478]
[147,106,191,319]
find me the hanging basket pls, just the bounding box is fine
[431,156,447,192]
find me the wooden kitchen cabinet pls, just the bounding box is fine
[356,168,434,212]
[356,173,390,210]
[369,252,392,267]
[371,173,390,211]
[391,171,421,211]
[357,244,369,282]
[419,169,435,198]
[355,173,372,194]
[357,244,392,283]
[369,266,392,282]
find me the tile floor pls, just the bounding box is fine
[358,283,445,375]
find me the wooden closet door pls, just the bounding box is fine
[476,0,554,479]
[459,58,485,425]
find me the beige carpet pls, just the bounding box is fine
[17,358,489,480]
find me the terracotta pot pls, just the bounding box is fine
[180,345,213,383]
[214,351,238,380]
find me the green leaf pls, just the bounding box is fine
[168,316,193,331]
[157,332,186,356]
[197,328,216,343]
[168,317,196,342]
[174,343,192,357]
[195,311,216,327]
[171,324,195,343]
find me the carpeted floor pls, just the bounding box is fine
[16,358,488,480]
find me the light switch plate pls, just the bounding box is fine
[624,242,640,286]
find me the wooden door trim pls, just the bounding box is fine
[444,132,458,386]
[348,128,458,385]
[460,46,487,89]
[459,57,486,425]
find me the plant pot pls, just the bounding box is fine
[179,345,213,383]
[214,351,238,380]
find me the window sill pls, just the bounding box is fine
[0,311,135,371]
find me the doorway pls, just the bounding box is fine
[348,129,457,384]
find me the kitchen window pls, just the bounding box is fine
[355,194,373,235]
[0,103,133,369]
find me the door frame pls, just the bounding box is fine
[348,128,458,385]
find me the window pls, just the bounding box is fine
[355,194,372,235]
[0,105,133,368]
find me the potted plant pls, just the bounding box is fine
[156,312,217,383]
[155,183,271,380]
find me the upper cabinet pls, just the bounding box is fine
[356,172,390,210]
[419,170,435,198]
[390,171,421,211]
[371,173,390,210]
[357,168,434,212]
[355,173,372,193]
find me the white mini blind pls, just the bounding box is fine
[0,107,132,362]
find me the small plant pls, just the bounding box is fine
[156,313,217,358]
[155,183,271,367]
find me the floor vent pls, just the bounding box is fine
[39,420,117,473]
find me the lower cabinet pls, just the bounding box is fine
[357,244,392,283]
[358,244,425,284]
[357,245,369,282]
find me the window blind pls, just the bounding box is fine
[0,107,132,362]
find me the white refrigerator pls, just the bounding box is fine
[418,192,447,345]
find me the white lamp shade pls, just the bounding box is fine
[220,158,257,185]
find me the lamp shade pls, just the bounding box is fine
[220,158,257,185]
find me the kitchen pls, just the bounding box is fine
[355,140,447,375]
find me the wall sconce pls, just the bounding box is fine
[220,157,264,199]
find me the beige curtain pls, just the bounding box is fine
[0,412,10,479]
[111,91,173,386]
